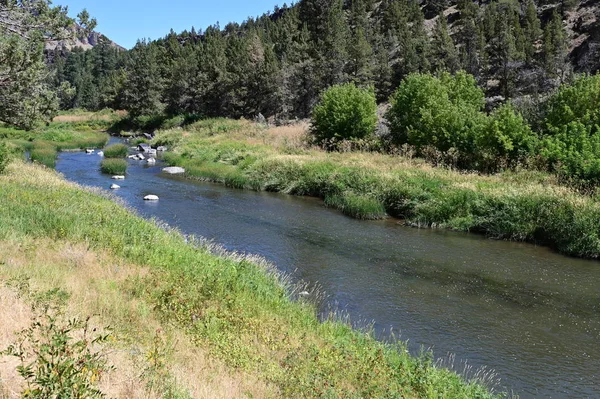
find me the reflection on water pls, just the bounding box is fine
[57,146,600,399]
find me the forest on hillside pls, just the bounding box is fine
[47,0,576,119]
[5,0,600,185]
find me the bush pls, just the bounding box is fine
[103,143,128,158]
[386,72,486,157]
[544,74,600,134]
[0,141,8,173]
[540,121,600,183]
[100,159,127,175]
[2,309,112,399]
[477,103,539,170]
[310,83,377,145]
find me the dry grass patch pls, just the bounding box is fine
[0,238,277,399]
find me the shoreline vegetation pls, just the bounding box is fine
[0,160,502,398]
[149,118,600,260]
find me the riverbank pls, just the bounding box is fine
[0,160,500,398]
[151,118,600,259]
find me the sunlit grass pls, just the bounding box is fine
[0,161,502,398]
[153,119,600,258]
[100,159,127,175]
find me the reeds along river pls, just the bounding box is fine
[57,144,600,399]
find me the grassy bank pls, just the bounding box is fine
[151,118,600,259]
[0,160,500,398]
[0,121,109,168]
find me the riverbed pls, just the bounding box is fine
[56,145,600,399]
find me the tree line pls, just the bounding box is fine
[48,0,573,121]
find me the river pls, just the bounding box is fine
[56,144,600,399]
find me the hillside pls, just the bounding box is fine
[45,24,124,54]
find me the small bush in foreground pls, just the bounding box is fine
[103,143,128,158]
[100,159,127,175]
[311,83,377,145]
[2,308,112,398]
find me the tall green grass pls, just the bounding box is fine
[0,161,501,398]
[103,143,128,158]
[0,124,109,170]
[154,119,600,259]
[100,159,127,175]
[30,142,57,168]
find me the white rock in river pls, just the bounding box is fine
[162,166,185,175]
[97,151,104,157]
[137,154,145,160]
[85,149,94,154]
[144,195,159,201]
[147,157,156,164]
[110,184,120,189]
[127,154,137,159]
[112,175,125,180]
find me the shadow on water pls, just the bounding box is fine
[56,144,600,399]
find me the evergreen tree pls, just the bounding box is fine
[543,10,568,80]
[122,40,164,116]
[0,2,91,128]
[456,0,482,76]
[347,26,374,86]
[523,0,542,65]
[431,13,460,73]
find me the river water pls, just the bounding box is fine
[56,145,600,399]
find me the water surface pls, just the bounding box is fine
[57,146,600,399]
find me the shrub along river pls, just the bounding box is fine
[56,142,599,399]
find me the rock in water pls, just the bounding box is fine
[112,175,125,180]
[110,184,120,189]
[144,195,159,201]
[85,149,94,154]
[137,154,145,160]
[162,166,185,175]
[97,151,104,157]
[147,157,156,165]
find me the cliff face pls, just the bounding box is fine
[567,2,600,74]
[45,25,124,53]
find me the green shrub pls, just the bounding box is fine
[478,103,539,170]
[0,141,8,173]
[544,74,600,134]
[310,83,377,144]
[160,115,186,130]
[103,143,128,158]
[386,72,486,157]
[540,121,600,183]
[2,308,112,399]
[100,159,127,175]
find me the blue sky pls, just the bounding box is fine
[57,0,287,49]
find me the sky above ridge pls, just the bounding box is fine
[57,0,286,49]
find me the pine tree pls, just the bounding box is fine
[456,0,482,76]
[347,26,374,86]
[320,0,349,88]
[431,13,460,73]
[523,0,542,65]
[543,10,568,80]
[122,40,164,116]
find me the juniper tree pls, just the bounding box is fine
[0,2,94,128]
